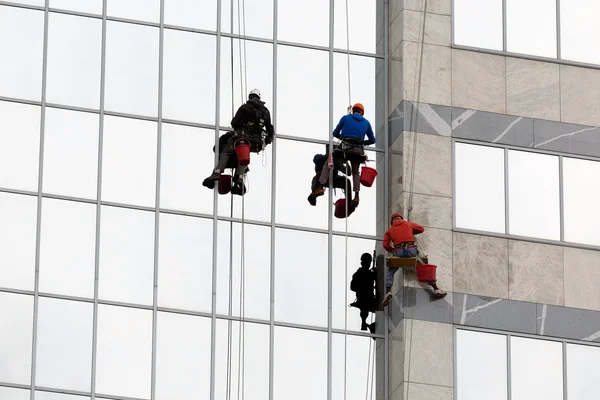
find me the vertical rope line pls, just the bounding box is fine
[345,0,351,105]
[227,200,234,400]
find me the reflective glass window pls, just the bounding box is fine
[454,0,503,51]
[35,393,89,400]
[0,292,33,385]
[158,213,212,312]
[101,116,157,207]
[508,150,560,240]
[0,387,30,400]
[217,222,270,320]
[506,0,556,58]
[165,0,216,31]
[277,46,329,141]
[332,334,377,400]
[561,0,600,65]
[107,0,160,23]
[274,327,327,399]
[221,0,273,39]
[278,0,328,47]
[99,206,155,305]
[0,101,40,192]
[96,305,152,399]
[0,6,44,100]
[456,330,507,400]
[50,0,102,14]
[155,312,211,400]
[566,343,600,399]
[334,0,376,54]
[0,192,37,291]
[160,124,214,214]
[163,30,215,124]
[35,298,93,392]
[43,108,99,200]
[563,157,600,246]
[510,336,563,400]
[455,143,506,233]
[275,228,327,327]
[47,13,102,109]
[105,21,159,117]
[39,198,96,299]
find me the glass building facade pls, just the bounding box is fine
[0,1,387,399]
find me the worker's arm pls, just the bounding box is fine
[363,122,376,146]
[332,116,345,139]
[383,231,394,252]
[230,105,246,130]
[264,108,275,142]
[411,222,425,235]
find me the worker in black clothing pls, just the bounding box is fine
[203,89,274,195]
[308,145,355,211]
[350,253,377,333]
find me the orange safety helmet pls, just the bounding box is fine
[390,213,403,224]
[352,103,365,114]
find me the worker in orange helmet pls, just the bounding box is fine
[310,103,376,208]
[382,213,446,306]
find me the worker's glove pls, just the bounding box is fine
[265,135,273,145]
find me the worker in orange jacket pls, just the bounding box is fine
[382,213,446,305]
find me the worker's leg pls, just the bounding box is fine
[360,308,369,330]
[382,267,399,306]
[408,247,447,298]
[332,175,352,200]
[203,140,236,189]
[308,174,324,205]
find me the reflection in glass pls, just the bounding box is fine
[567,343,600,399]
[0,192,37,291]
[155,312,211,400]
[0,387,30,400]
[47,13,102,109]
[563,157,600,246]
[216,222,270,320]
[39,199,96,298]
[50,0,102,14]
[278,0,328,47]
[561,0,600,65]
[506,0,556,58]
[274,327,327,399]
[105,21,159,117]
[508,150,560,240]
[0,6,44,100]
[455,143,505,233]
[275,228,327,327]
[163,30,215,124]
[334,0,376,54]
[99,206,155,305]
[332,334,376,400]
[43,108,99,199]
[0,101,40,192]
[35,298,93,392]
[35,393,89,400]
[0,292,33,385]
[96,305,152,399]
[454,0,503,51]
[158,213,212,312]
[456,329,507,400]
[165,0,216,31]
[510,336,562,400]
[221,0,273,39]
[107,0,160,23]
[102,116,157,207]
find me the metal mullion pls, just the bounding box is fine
[383,0,390,397]
[502,0,507,52]
[563,341,568,400]
[507,335,512,400]
[327,0,334,398]
[559,155,564,242]
[0,95,41,106]
[47,7,102,20]
[504,148,509,235]
[0,1,43,11]
[0,187,38,197]
[30,0,49,397]
[556,0,561,60]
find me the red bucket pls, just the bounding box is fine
[218,174,232,195]
[416,264,437,282]
[334,199,350,218]
[235,143,251,166]
[360,166,377,187]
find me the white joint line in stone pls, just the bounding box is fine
[581,330,600,342]
[417,103,451,136]
[537,304,547,335]
[459,297,503,324]
[451,109,477,130]
[492,117,523,143]
[534,126,597,148]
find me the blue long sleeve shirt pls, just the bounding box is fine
[332,113,376,145]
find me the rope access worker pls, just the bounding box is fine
[382,213,447,306]
[202,89,274,195]
[310,103,376,207]
[308,144,355,212]
[350,252,377,333]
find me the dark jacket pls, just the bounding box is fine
[351,267,376,296]
[332,113,376,145]
[230,98,275,142]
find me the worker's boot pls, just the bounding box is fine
[433,289,447,299]
[361,321,368,331]
[351,192,360,207]
[368,322,376,334]
[202,170,221,189]
[311,185,325,198]
[231,176,247,196]
[382,292,393,306]
[307,193,317,206]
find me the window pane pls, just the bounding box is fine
[510,337,563,400]
[456,330,507,400]
[334,0,376,54]
[277,46,329,141]
[50,0,102,14]
[563,157,600,246]
[47,13,102,109]
[0,192,37,291]
[221,0,273,39]
[275,229,327,327]
[508,150,560,240]
[0,292,33,385]
[96,305,152,399]
[0,387,29,400]
[217,222,270,320]
[99,206,155,305]
[158,213,212,312]
[163,30,215,124]
[160,124,214,214]
[165,0,216,31]
[39,199,96,298]
[102,116,157,207]
[454,0,503,51]
[35,393,89,400]
[567,343,600,399]
[455,143,505,233]
[0,101,40,191]
[43,108,99,199]
[333,334,377,400]
[278,0,328,47]
[105,21,159,117]
[0,6,44,100]
[35,298,93,392]
[561,0,600,65]
[274,327,327,399]
[107,0,160,23]
[506,0,556,58]
[155,312,210,400]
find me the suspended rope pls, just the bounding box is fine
[364,313,375,400]
[345,0,352,106]
[237,185,247,400]
[226,200,234,400]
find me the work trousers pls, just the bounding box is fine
[311,173,352,200]
[319,147,363,192]
[216,133,261,176]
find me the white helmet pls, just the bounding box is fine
[249,89,261,99]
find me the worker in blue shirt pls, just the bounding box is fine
[311,103,376,207]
